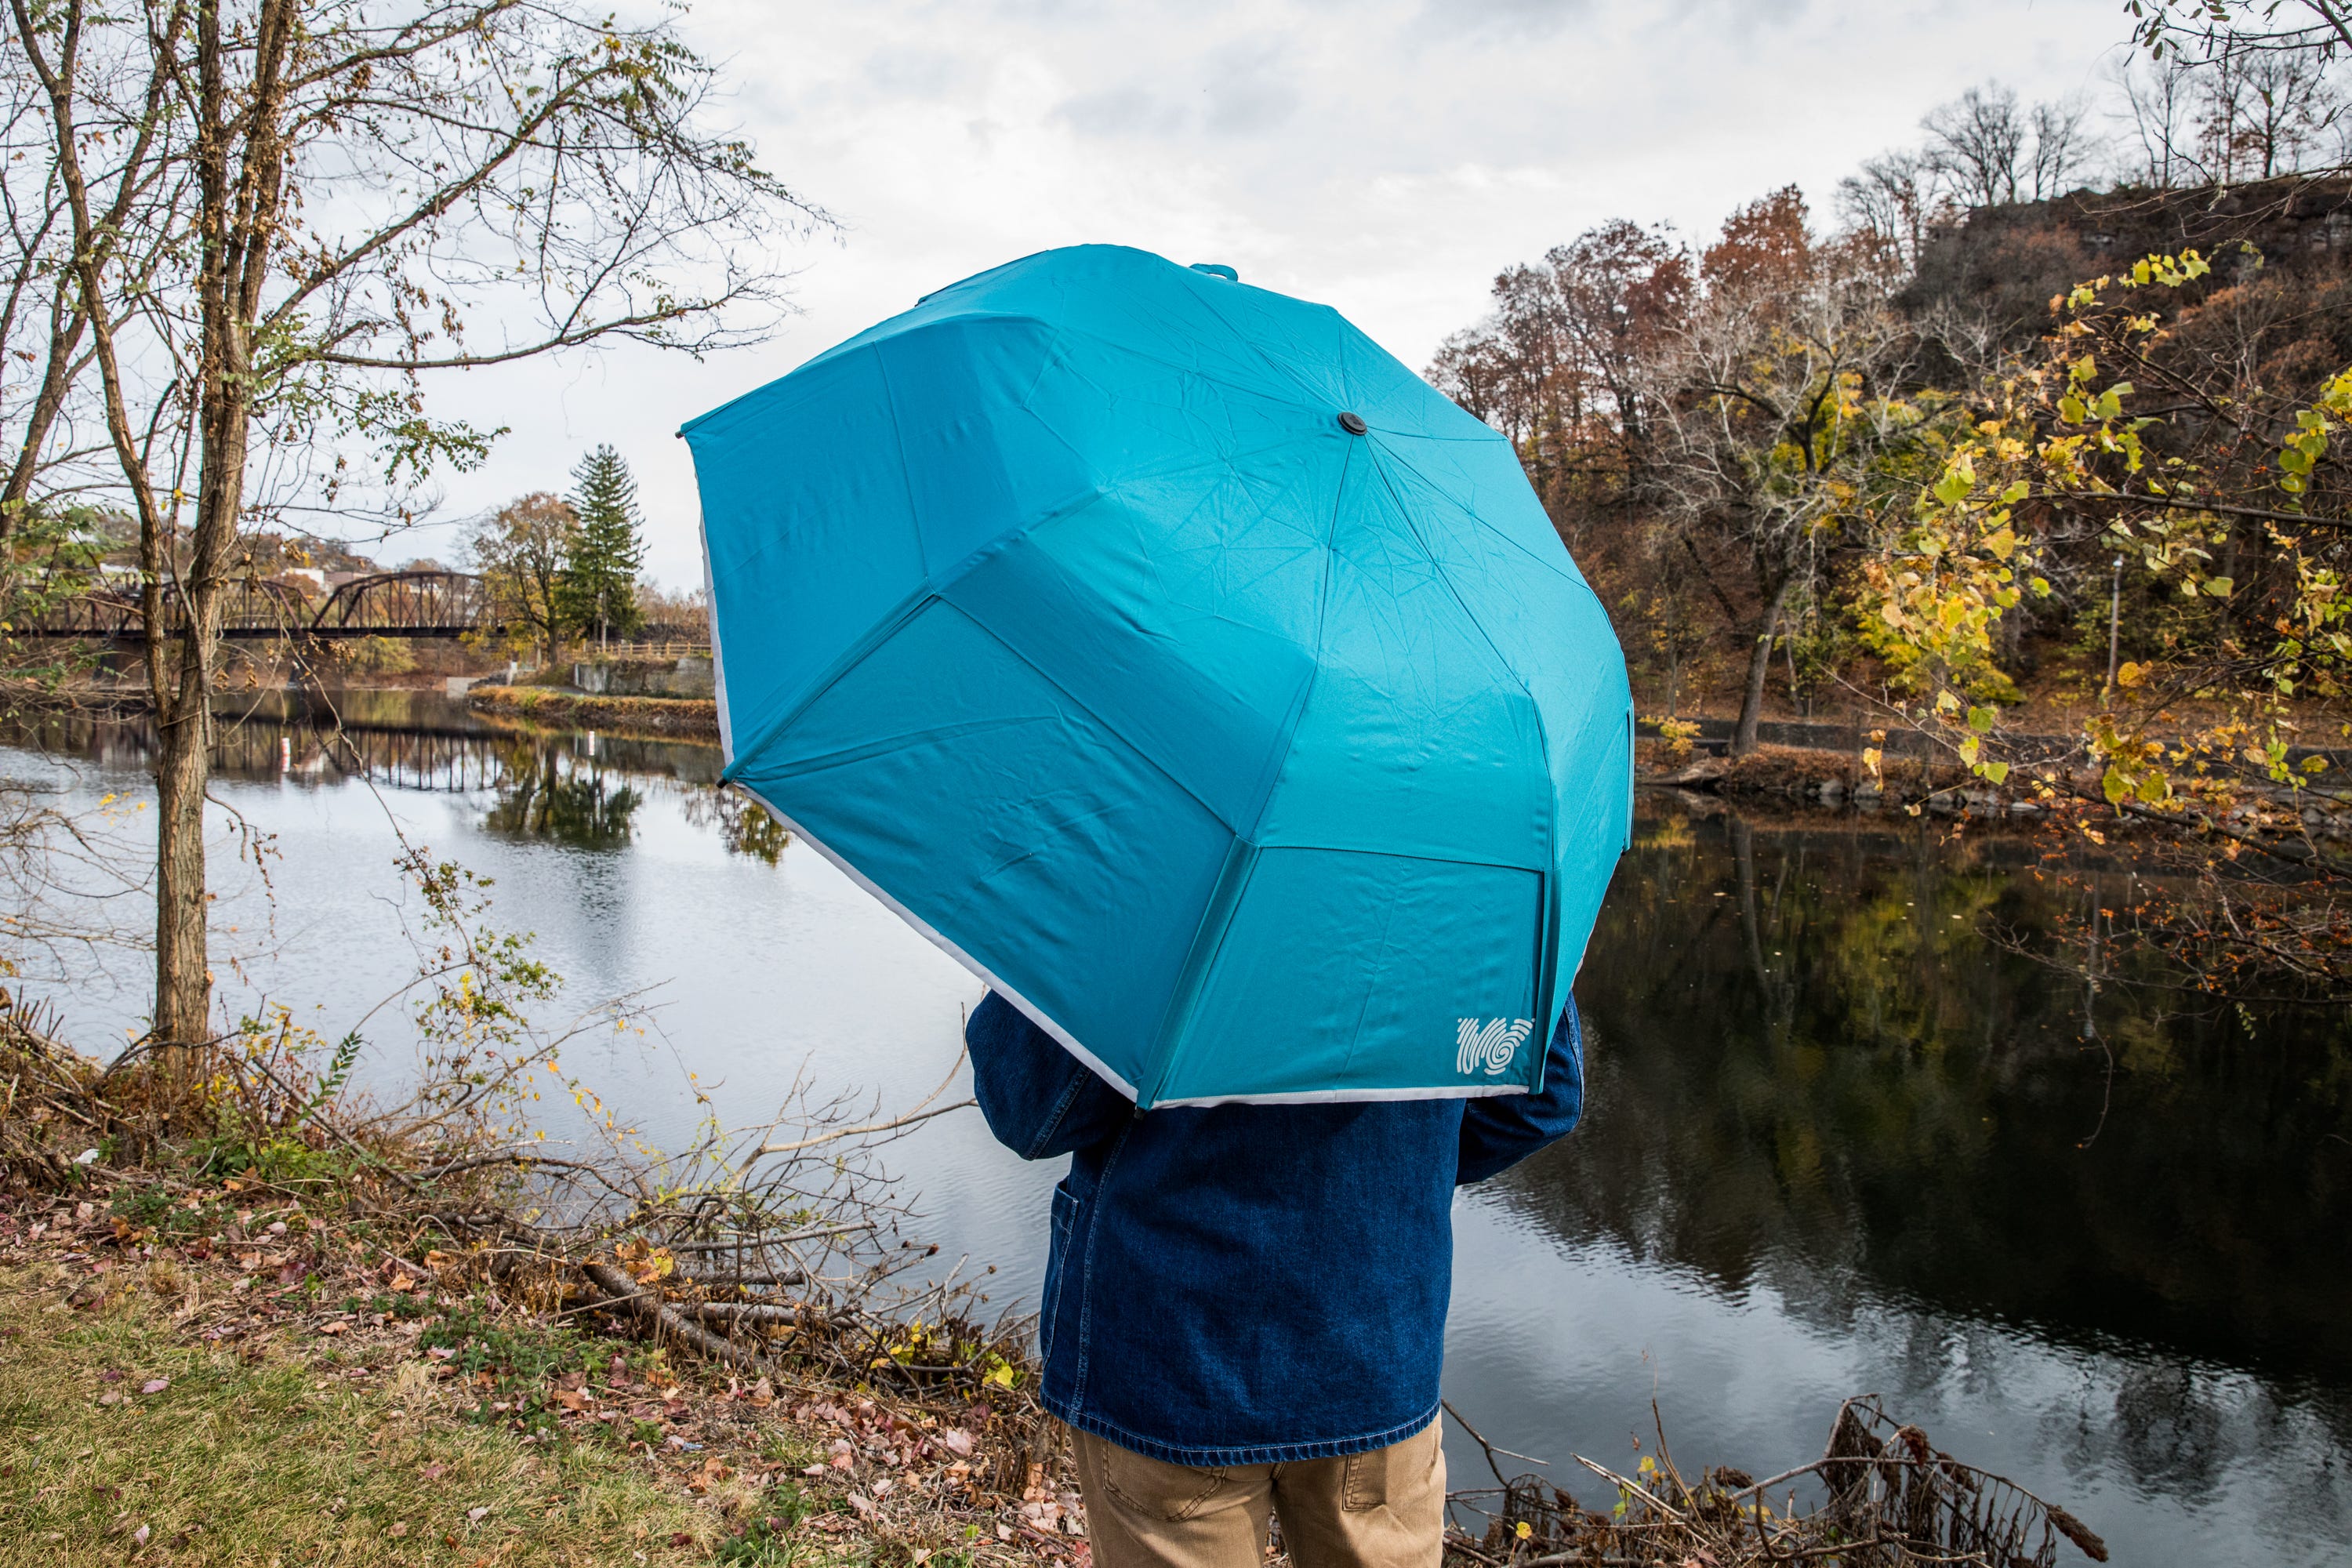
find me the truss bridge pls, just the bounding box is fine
[33,569,496,641]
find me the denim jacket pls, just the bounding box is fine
[965,991,1585,1465]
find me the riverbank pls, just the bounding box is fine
[1637,737,2352,842]
[0,1192,1076,1567]
[0,985,2132,1568]
[0,1015,1081,1568]
[467,684,721,739]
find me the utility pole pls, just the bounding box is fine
[2102,554,2124,707]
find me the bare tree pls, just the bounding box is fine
[2205,49,2343,176]
[9,0,828,1057]
[2125,0,2352,180]
[2027,94,2095,197]
[1836,150,1940,269]
[1923,83,2032,208]
[2111,53,2210,187]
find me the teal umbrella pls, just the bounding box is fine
[685,245,1631,1107]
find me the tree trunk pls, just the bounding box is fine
[1731,575,1796,757]
[150,0,281,1054]
[151,699,211,1045]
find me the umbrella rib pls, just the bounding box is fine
[870,345,936,579]
[1370,438,1583,586]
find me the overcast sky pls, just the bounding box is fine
[408,0,2132,589]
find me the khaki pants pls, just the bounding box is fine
[1071,1421,1446,1568]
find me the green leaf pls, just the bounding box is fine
[2102,768,2131,805]
[1933,469,1972,506]
[1967,706,1997,735]
[1980,760,2011,786]
[2203,576,2234,597]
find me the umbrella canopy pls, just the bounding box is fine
[684,245,1632,1108]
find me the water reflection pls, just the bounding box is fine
[0,699,2346,1563]
[1545,801,2350,1391]
[1476,797,2352,1557]
[485,746,642,848]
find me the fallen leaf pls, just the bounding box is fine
[939,1428,975,1457]
[467,1507,489,1523]
[389,1272,416,1293]
[669,1533,694,1548]
[848,1493,877,1519]
[426,1347,456,1363]
[388,1522,409,1538]
[139,1378,169,1395]
[420,1463,448,1482]
[318,1321,348,1336]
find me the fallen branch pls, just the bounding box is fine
[579,1260,784,1378]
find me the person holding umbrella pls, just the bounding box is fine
[686,244,1632,1568]
[966,988,1587,1568]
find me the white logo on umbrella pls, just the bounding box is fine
[1456,1018,1534,1076]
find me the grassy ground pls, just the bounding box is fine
[0,1260,723,1565]
[0,1187,1071,1568]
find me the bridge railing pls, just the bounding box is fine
[579,640,713,662]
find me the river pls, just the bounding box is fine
[2,690,2346,1566]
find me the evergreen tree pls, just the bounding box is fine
[558,444,646,645]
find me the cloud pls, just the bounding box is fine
[396,0,2132,590]
[1418,0,1590,42]
[1054,86,1190,137]
[862,45,975,98]
[1201,40,1305,136]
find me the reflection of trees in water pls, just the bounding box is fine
[676,783,790,865]
[1504,805,2352,1399]
[485,745,641,848]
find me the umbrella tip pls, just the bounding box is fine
[1338,412,1368,436]
[1189,263,1240,281]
